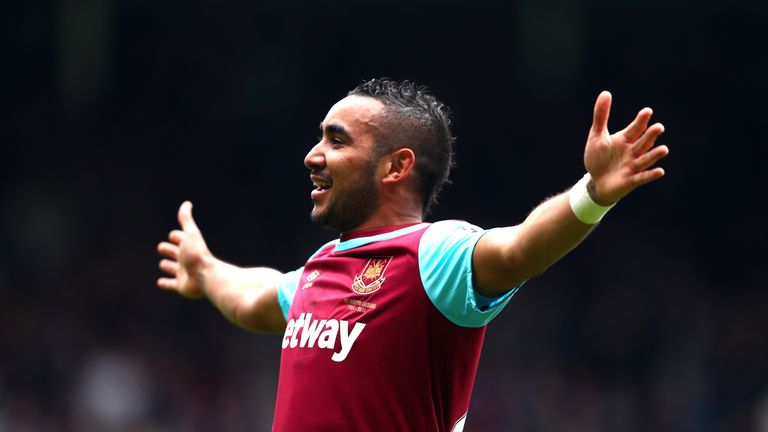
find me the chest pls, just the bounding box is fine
[290,246,427,323]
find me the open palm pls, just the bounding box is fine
[584,91,669,205]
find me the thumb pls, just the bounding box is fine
[591,90,612,136]
[178,201,200,233]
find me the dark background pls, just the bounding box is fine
[2,0,767,430]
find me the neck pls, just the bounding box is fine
[347,216,422,233]
[344,195,423,233]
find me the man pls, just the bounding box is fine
[157,78,668,431]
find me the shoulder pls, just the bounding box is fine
[419,220,485,252]
[308,238,340,260]
[418,220,517,328]
[425,219,484,235]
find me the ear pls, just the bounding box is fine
[381,148,416,185]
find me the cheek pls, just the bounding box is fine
[332,156,371,180]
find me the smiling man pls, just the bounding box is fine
[157,78,669,431]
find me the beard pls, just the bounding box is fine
[310,162,380,233]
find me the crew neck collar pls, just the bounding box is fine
[339,222,423,242]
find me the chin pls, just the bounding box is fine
[309,194,378,233]
[310,209,356,233]
[310,208,336,231]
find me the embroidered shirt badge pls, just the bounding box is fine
[351,256,393,294]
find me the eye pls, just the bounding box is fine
[315,135,343,146]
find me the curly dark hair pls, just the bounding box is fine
[348,78,456,217]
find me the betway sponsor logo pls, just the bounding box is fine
[281,313,366,362]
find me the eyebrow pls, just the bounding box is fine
[319,122,351,138]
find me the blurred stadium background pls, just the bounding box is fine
[2,0,767,430]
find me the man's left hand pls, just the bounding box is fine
[583,91,669,205]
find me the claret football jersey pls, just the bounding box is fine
[273,221,520,432]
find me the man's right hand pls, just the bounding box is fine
[157,201,212,299]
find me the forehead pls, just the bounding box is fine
[322,95,385,135]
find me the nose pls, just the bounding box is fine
[304,141,325,170]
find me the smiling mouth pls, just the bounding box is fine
[312,178,333,191]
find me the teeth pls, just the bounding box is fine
[313,180,331,189]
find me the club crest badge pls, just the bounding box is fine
[351,256,393,294]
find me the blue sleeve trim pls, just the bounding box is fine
[419,221,519,328]
[276,267,303,320]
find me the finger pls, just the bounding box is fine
[631,123,665,155]
[168,229,184,244]
[178,201,200,234]
[621,108,653,142]
[157,277,178,290]
[632,145,669,171]
[591,91,612,135]
[157,241,179,259]
[159,258,179,275]
[630,167,666,186]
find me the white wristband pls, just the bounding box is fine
[569,173,616,224]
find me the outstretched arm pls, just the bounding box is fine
[157,201,287,333]
[473,91,669,296]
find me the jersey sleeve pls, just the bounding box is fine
[276,267,303,320]
[418,220,521,328]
